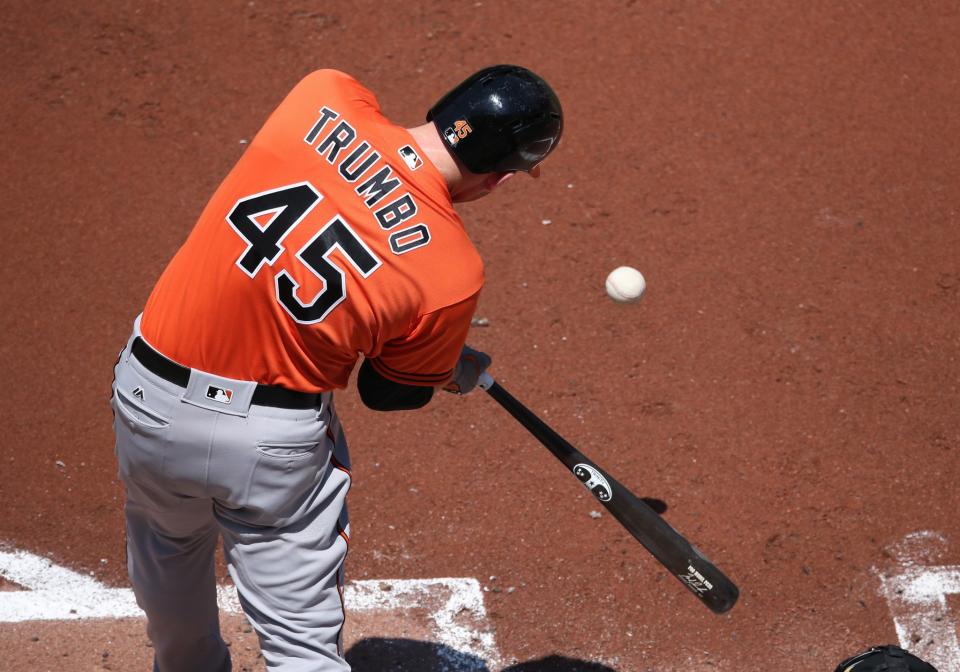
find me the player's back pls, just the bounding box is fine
[141,70,483,392]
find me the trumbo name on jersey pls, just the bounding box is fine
[304,106,421,236]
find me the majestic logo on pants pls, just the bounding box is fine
[573,463,612,502]
[206,385,234,404]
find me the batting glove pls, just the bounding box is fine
[443,345,491,395]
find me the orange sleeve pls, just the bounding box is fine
[369,293,479,387]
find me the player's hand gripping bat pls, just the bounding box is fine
[477,372,739,615]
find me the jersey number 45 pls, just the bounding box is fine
[227,181,429,324]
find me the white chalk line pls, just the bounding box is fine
[0,547,499,669]
[874,530,960,672]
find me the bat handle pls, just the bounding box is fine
[477,371,496,391]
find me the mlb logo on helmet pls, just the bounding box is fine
[206,385,234,405]
[443,119,472,146]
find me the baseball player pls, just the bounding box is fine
[110,65,563,671]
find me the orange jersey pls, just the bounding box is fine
[141,70,483,392]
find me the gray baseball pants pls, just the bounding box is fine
[111,322,351,671]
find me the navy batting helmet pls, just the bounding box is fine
[834,645,937,672]
[427,65,563,175]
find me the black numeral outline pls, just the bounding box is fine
[228,180,443,323]
[276,215,382,324]
[226,182,323,277]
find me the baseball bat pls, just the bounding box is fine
[477,372,739,615]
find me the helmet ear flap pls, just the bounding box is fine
[427,65,563,174]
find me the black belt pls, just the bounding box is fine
[130,337,323,410]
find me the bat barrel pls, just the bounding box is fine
[480,374,739,615]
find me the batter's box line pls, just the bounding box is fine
[874,530,960,672]
[0,547,500,670]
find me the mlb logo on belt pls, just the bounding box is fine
[206,385,234,404]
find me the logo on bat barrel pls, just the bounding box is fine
[678,564,714,595]
[573,463,612,502]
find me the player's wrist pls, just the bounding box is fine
[443,345,491,395]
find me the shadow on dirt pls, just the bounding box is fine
[640,497,668,514]
[504,655,619,671]
[346,638,618,671]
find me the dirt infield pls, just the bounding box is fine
[2,1,959,670]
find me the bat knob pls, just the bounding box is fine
[477,371,495,390]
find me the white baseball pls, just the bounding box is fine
[605,266,646,303]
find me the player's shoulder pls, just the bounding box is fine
[292,69,380,109]
[298,68,359,89]
[411,213,485,313]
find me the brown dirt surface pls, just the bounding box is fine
[2,1,959,670]
[0,608,458,672]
